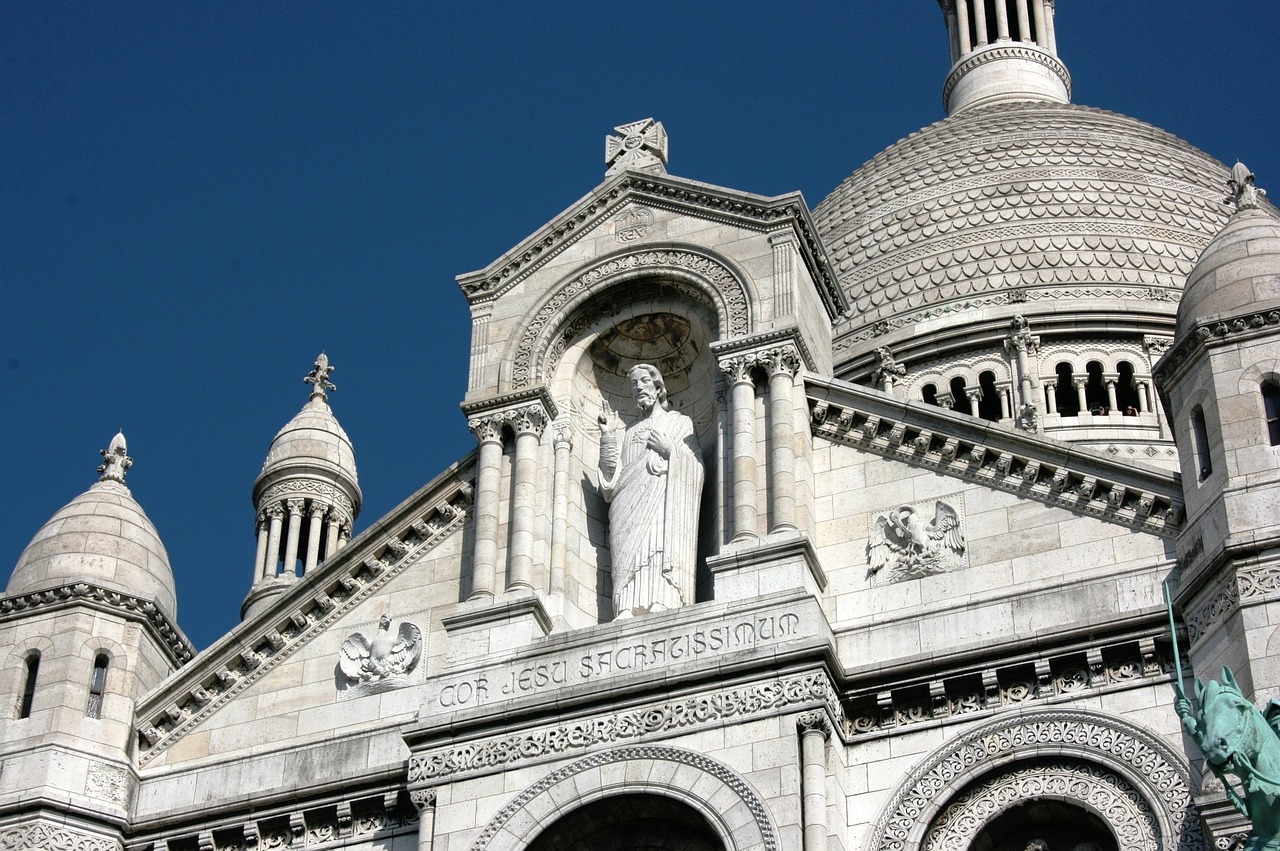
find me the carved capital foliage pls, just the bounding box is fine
[552,418,573,449]
[718,354,756,386]
[410,788,437,811]
[264,503,285,521]
[796,710,831,740]
[285,498,306,516]
[468,414,504,444]
[510,404,547,437]
[762,345,802,377]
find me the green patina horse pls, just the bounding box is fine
[1177,667,1280,850]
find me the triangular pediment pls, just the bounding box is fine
[455,169,847,320]
[806,374,1184,537]
[132,454,477,768]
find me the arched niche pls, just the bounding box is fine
[469,746,777,851]
[526,793,725,851]
[549,283,724,620]
[868,709,1203,851]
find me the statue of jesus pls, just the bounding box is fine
[598,364,704,619]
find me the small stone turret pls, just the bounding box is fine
[937,0,1070,114]
[243,354,362,620]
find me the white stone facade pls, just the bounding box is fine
[6,6,1280,851]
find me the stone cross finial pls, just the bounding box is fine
[1226,162,1266,211]
[98,431,132,484]
[605,118,668,177]
[304,353,336,400]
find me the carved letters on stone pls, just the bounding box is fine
[867,499,966,582]
[337,613,422,698]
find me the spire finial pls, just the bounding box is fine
[97,431,132,484]
[605,118,668,177]
[1226,162,1266,212]
[304,353,336,401]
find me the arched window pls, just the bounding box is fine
[977,371,1002,421]
[19,652,39,719]
[1055,363,1078,416]
[1085,361,1108,414]
[1116,362,1141,414]
[86,653,108,719]
[922,383,939,406]
[1191,406,1212,482]
[1264,382,1280,445]
[949,376,972,415]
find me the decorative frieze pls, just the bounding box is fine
[410,671,839,784]
[1155,308,1280,387]
[845,634,1174,737]
[134,478,473,764]
[0,821,120,851]
[0,582,192,665]
[1185,563,1280,644]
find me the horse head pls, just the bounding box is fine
[1199,667,1269,770]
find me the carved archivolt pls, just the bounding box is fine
[868,708,1201,851]
[921,761,1159,851]
[509,247,753,389]
[467,745,777,851]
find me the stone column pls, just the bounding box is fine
[993,0,1010,40]
[721,355,759,542]
[955,0,972,56]
[999,385,1012,420]
[1137,380,1151,413]
[325,507,341,559]
[468,415,505,600]
[337,520,351,550]
[263,504,284,580]
[1044,384,1058,415]
[765,347,802,532]
[303,503,325,573]
[1104,375,1119,412]
[549,417,572,595]
[1031,0,1047,46]
[411,789,436,851]
[797,712,831,851]
[966,388,982,413]
[283,499,305,577]
[1074,378,1088,413]
[1014,0,1032,40]
[1043,0,1057,52]
[1005,317,1038,422]
[507,405,546,592]
[972,0,989,46]
[253,511,270,583]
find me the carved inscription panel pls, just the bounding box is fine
[426,607,812,713]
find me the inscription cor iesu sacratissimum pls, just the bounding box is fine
[435,611,802,709]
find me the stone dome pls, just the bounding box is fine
[1176,206,1280,337]
[814,101,1232,370]
[253,394,361,505]
[7,437,177,617]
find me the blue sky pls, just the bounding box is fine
[3,2,1278,649]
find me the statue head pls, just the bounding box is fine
[628,364,669,413]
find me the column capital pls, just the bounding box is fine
[796,710,832,740]
[710,326,816,375]
[410,788,437,811]
[717,353,756,386]
[264,503,285,521]
[285,498,306,516]
[463,385,558,443]
[552,415,574,449]
[761,345,802,378]
[510,404,548,437]
[308,502,328,518]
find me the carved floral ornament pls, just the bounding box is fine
[868,709,1200,851]
[509,248,752,389]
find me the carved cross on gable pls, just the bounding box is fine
[606,118,668,177]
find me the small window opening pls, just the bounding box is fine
[19,653,39,719]
[977,371,1002,421]
[1055,363,1078,416]
[1117,362,1141,415]
[1192,406,1213,482]
[86,653,108,719]
[922,383,939,406]
[1085,361,1108,414]
[1264,382,1280,445]
[949,376,973,415]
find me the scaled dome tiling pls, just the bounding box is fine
[1176,206,1280,338]
[7,479,178,618]
[255,395,360,494]
[813,101,1232,363]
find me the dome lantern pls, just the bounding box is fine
[243,354,361,620]
[938,0,1071,115]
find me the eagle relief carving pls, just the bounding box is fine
[866,500,966,582]
[337,613,422,698]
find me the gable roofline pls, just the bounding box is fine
[805,374,1184,536]
[133,453,477,766]
[455,169,847,320]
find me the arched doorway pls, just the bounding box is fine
[967,799,1117,851]
[526,793,725,851]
